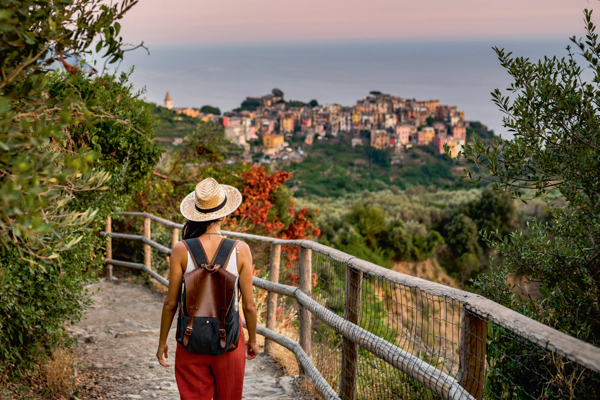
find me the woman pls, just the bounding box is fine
[156,178,259,400]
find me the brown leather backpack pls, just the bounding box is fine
[176,238,240,355]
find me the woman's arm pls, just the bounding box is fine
[156,241,186,367]
[237,241,259,360]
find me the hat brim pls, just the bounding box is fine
[180,185,243,222]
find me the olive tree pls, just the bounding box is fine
[451,9,600,398]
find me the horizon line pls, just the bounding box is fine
[132,33,577,49]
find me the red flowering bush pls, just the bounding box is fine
[234,165,320,240]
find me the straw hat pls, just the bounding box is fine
[180,178,242,222]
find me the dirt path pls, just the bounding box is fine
[70,279,304,399]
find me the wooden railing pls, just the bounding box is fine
[103,212,600,400]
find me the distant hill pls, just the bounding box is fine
[285,134,481,198]
[150,106,493,197]
[152,106,203,139]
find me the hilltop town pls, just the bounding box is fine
[164,89,489,165]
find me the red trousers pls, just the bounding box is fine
[175,327,246,400]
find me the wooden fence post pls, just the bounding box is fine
[265,244,281,355]
[144,217,151,270]
[172,227,179,247]
[165,227,179,277]
[340,267,362,400]
[458,308,487,400]
[298,246,312,358]
[106,217,112,280]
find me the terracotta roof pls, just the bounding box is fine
[164,92,172,101]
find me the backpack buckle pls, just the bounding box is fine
[219,329,226,338]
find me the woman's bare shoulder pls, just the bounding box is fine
[172,241,187,257]
[235,240,251,253]
[235,241,252,267]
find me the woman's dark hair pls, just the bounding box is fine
[182,218,223,240]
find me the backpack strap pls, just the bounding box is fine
[184,237,236,271]
[213,238,236,269]
[179,238,208,345]
[183,238,209,271]
[180,238,209,319]
[214,239,237,349]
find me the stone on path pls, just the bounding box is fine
[72,279,308,399]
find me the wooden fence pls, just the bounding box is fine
[103,212,600,400]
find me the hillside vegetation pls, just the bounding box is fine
[297,186,531,288]
[152,106,204,138]
[285,134,480,198]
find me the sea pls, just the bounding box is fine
[118,37,575,138]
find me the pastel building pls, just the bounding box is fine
[279,113,295,134]
[415,100,440,115]
[340,108,353,132]
[263,134,285,155]
[451,125,467,141]
[315,124,325,137]
[370,129,387,149]
[432,135,448,154]
[198,113,214,123]
[361,112,374,128]
[396,124,415,145]
[317,111,331,125]
[260,120,275,136]
[177,108,199,118]
[225,125,249,151]
[446,139,462,158]
[248,126,258,140]
[432,121,447,137]
[384,114,397,129]
[240,117,253,141]
[417,127,436,145]
[301,116,312,128]
[352,109,361,125]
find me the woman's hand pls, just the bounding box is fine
[157,343,170,367]
[246,340,260,360]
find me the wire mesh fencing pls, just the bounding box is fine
[483,321,600,399]
[272,244,600,400]
[106,214,600,400]
[310,248,462,399]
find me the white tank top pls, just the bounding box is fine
[184,241,240,311]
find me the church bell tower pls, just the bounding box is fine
[164,92,173,109]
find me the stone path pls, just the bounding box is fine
[70,279,305,399]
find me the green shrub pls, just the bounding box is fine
[0,0,161,377]
[461,9,600,398]
[200,105,221,115]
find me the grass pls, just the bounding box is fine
[0,348,76,400]
[42,349,75,396]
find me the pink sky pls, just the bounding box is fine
[120,0,594,45]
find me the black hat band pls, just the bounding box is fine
[194,195,228,214]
